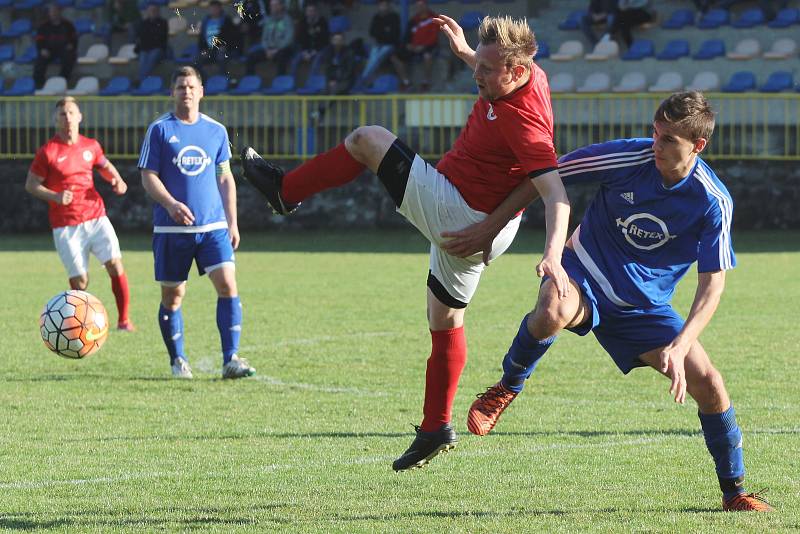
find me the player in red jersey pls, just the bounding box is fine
[25,97,135,331]
[241,15,570,470]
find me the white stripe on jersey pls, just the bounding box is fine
[559,149,655,178]
[138,113,172,169]
[693,165,734,270]
[572,226,635,307]
[153,221,228,233]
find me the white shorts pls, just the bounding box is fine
[397,155,521,305]
[52,216,121,278]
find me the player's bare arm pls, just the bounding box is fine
[216,161,239,249]
[141,168,195,225]
[434,15,477,69]
[98,161,127,195]
[531,169,571,298]
[25,171,72,205]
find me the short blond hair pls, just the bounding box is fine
[55,96,79,110]
[478,15,538,67]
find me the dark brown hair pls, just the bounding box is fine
[653,91,715,141]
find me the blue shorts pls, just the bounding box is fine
[153,229,235,283]
[560,247,684,374]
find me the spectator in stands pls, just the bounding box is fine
[135,2,168,82]
[197,0,241,77]
[392,0,439,91]
[237,0,267,48]
[355,0,402,90]
[609,0,653,48]
[34,4,78,89]
[580,0,617,46]
[108,0,141,44]
[289,3,329,77]
[245,0,295,75]
[322,32,357,95]
[691,0,716,14]
[715,0,788,21]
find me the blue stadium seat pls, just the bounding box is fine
[460,0,481,4]
[56,0,74,6]
[656,39,689,60]
[15,44,36,64]
[175,43,199,64]
[721,71,756,92]
[363,74,399,94]
[697,8,729,29]
[661,8,694,29]
[459,11,485,31]
[558,9,586,30]
[732,7,765,28]
[296,74,326,95]
[621,39,654,60]
[3,76,35,96]
[229,75,262,95]
[74,17,94,35]
[0,0,11,7]
[0,45,14,63]
[204,75,229,95]
[536,40,549,59]
[693,39,725,60]
[262,74,295,95]
[13,0,43,9]
[99,76,132,96]
[759,71,793,92]
[94,22,111,39]
[131,76,164,96]
[75,0,103,9]
[2,18,32,39]
[768,8,799,28]
[328,15,351,34]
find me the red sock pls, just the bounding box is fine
[110,272,130,325]
[282,143,366,204]
[420,327,467,432]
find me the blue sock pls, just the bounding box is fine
[158,304,185,364]
[217,296,242,364]
[699,405,746,499]
[500,314,556,393]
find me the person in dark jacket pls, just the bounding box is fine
[135,2,168,82]
[197,0,241,77]
[322,32,357,95]
[289,3,329,76]
[34,4,78,88]
[355,0,401,88]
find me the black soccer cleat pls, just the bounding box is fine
[240,146,299,216]
[392,424,458,471]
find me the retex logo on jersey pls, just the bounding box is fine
[615,213,676,250]
[172,146,212,176]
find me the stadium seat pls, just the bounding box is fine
[693,39,725,60]
[229,75,262,95]
[576,72,611,92]
[168,16,188,36]
[585,39,619,61]
[296,74,326,95]
[328,15,351,34]
[0,44,13,63]
[656,39,690,60]
[726,38,761,60]
[549,72,575,93]
[174,43,199,64]
[621,39,654,60]
[721,71,756,92]
[661,8,694,29]
[93,22,111,40]
[459,11,484,31]
[56,0,74,6]
[550,40,584,61]
[763,38,797,59]
[558,9,586,31]
[0,0,12,6]
[77,43,109,64]
[35,76,68,96]
[75,0,104,9]
[73,17,94,35]
[686,71,720,91]
[262,74,295,95]
[613,72,647,92]
[768,8,799,28]
[536,40,549,59]
[14,44,36,64]
[697,8,729,29]
[362,74,398,95]
[2,18,32,39]
[2,76,35,96]
[648,71,683,92]
[66,76,100,95]
[204,74,229,95]
[98,76,132,96]
[108,43,138,64]
[759,71,793,92]
[131,75,164,96]
[13,0,43,9]
[732,7,765,28]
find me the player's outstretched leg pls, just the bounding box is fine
[392,424,458,471]
[240,147,299,215]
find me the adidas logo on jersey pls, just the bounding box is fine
[620,192,635,204]
[168,135,180,144]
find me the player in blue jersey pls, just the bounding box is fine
[139,66,255,379]
[463,92,772,512]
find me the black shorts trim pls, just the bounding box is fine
[528,166,558,179]
[427,271,468,309]
[376,138,416,208]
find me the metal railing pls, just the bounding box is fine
[1,93,798,160]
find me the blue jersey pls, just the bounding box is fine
[138,112,232,233]
[558,138,735,308]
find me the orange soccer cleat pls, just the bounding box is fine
[722,490,774,512]
[467,382,518,436]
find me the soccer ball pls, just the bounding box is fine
[39,290,109,359]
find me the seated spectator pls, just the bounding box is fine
[322,32,357,95]
[238,0,267,48]
[609,0,653,48]
[34,4,78,89]
[108,0,141,44]
[197,0,241,77]
[391,0,439,91]
[581,0,617,46]
[289,3,329,77]
[355,0,401,89]
[245,0,295,75]
[135,2,168,82]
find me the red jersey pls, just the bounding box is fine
[29,134,109,228]
[437,62,557,213]
[408,10,439,47]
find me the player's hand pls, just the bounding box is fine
[658,341,689,404]
[168,201,195,225]
[434,15,471,59]
[111,179,127,195]
[440,221,498,265]
[535,254,570,299]
[58,189,73,205]
[229,223,240,250]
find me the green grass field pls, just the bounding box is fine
[1,229,798,532]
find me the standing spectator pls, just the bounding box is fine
[237,0,267,48]
[197,0,241,77]
[392,0,439,91]
[580,0,617,47]
[135,2,169,82]
[355,0,401,89]
[609,0,653,48]
[25,97,135,332]
[289,3,329,77]
[245,0,295,76]
[33,4,78,89]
